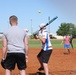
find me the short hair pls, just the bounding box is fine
[9,15,18,23]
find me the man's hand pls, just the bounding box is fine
[34,35,39,39]
[26,56,28,62]
[33,31,39,36]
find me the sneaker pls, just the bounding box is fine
[38,67,44,71]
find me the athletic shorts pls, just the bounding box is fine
[37,49,52,63]
[4,53,26,70]
[64,44,70,48]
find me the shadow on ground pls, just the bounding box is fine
[28,72,45,75]
[27,71,76,75]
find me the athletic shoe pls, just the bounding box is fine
[38,67,44,71]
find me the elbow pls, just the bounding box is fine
[42,40,46,43]
[41,39,46,43]
[3,46,7,49]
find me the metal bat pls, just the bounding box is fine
[33,16,58,36]
[39,16,58,31]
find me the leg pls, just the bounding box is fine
[17,53,26,75]
[67,44,70,54]
[64,44,70,54]
[64,48,68,54]
[4,54,16,75]
[64,48,70,54]
[37,57,43,68]
[37,50,44,70]
[37,57,44,70]
[5,69,11,75]
[43,63,49,75]
[64,44,68,54]
[71,43,74,49]
[20,70,26,75]
[68,48,70,54]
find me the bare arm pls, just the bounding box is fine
[61,40,63,45]
[38,35,46,43]
[34,34,46,43]
[2,38,7,60]
[61,37,64,45]
[24,37,29,59]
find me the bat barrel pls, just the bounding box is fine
[48,16,58,25]
[33,16,58,33]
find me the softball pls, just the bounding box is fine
[38,10,41,13]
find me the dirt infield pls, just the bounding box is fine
[0,48,76,75]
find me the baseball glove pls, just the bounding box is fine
[1,59,6,69]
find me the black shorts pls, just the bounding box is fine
[4,53,26,70]
[37,49,52,63]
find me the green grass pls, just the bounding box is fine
[28,39,63,48]
[28,39,41,48]
[0,40,2,48]
[51,39,63,48]
[29,39,76,48]
[0,39,76,48]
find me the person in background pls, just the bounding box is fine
[61,34,70,54]
[34,23,53,75]
[24,29,29,33]
[1,15,28,75]
[24,28,29,37]
[69,34,74,49]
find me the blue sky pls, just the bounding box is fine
[0,0,76,34]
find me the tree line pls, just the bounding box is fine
[56,23,76,37]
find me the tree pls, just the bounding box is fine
[56,23,76,36]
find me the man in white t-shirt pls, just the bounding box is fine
[34,23,53,75]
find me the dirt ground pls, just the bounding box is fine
[0,48,76,75]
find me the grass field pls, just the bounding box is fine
[29,39,76,48]
[0,39,76,48]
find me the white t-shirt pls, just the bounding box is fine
[39,30,52,51]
